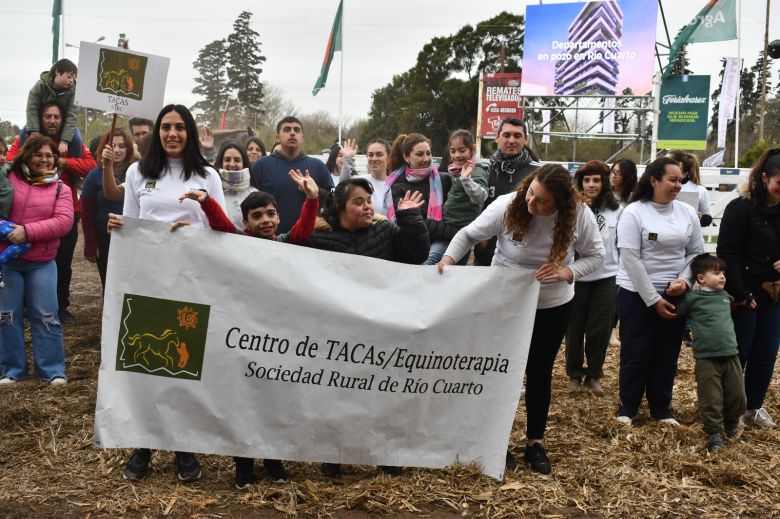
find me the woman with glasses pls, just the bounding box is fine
[610,159,637,206]
[0,135,73,386]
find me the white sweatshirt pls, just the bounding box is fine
[444,192,606,309]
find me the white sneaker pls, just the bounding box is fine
[743,408,776,428]
[616,415,632,425]
[50,377,67,386]
[659,417,680,426]
[0,377,16,385]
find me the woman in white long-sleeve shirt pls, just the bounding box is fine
[438,164,605,475]
[667,150,712,227]
[615,157,703,427]
[108,104,226,485]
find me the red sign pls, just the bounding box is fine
[479,73,523,139]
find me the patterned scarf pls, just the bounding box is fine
[18,164,60,185]
[219,168,251,193]
[488,148,532,181]
[383,166,443,222]
[447,163,463,178]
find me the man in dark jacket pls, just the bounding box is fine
[474,118,538,265]
[250,116,333,233]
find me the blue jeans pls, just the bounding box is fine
[732,303,780,410]
[425,240,469,265]
[0,259,65,381]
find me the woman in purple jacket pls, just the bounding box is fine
[0,135,74,385]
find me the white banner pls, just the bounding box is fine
[718,57,742,148]
[74,42,170,120]
[541,110,551,144]
[94,218,540,480]
[602,98,616,134]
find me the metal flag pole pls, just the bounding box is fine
[338,0,344,143]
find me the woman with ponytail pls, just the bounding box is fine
[438,164,605,475]
[667,150,712,227]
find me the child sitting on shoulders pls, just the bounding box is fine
[676,254,748,452]
[26,59,82,155]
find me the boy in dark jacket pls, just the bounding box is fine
[676,254,748,453]
[26,59,80,156]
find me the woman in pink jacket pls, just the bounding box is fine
[0,135,74,385]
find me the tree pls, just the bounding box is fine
[191,39,230,126]
[226,11,266,124]
[362,11,523,155]
[0,119,20,141]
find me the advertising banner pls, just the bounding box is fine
[718,57,742,148]
[74,42,169,119]
[521,0,657,96]
[658,75,711,151]
[479,73,523,139]
[95,218,540,480]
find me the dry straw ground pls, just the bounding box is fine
[1,246,779,518]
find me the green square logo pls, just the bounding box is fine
[96,48,147,100]
[116,294,210,380]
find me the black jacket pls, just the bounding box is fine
[389,173,457,243]
[305,208,430,264]
[717,195,780,306]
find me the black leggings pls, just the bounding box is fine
[525,301,573,440]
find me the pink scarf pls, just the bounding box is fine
[383,166,444,222]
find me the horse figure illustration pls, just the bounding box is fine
[127,329,189,369]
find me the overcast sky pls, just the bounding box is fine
[0,0,777,130]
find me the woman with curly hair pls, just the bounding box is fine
[615,157,703,427]
[565,161,621,397]
[717,148,780,428]
[438,164,605,475]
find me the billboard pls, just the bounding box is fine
[479,73,523,139]
[521,0,657,96]
[658,75,711,151]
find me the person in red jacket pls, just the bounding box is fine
[0,135,74,385]
[6,102,95,324]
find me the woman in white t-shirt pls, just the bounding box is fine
[565,161,621,397]
[610,159,638,206]
[668,150,712,227]
[339,138,390,216]
[107,104,226,485]
[615,157,703,426]
[438,164,605,475]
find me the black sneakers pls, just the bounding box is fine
[175,452,202,482]
[707,433,725,453]
[234,457,257,490]
[379,465,404,476]
[264,459,289,483]
[320,462,342,478]
[505,451,518,472]
[58,309,76,325]
[524,443,551,474]
[123,448,151,481]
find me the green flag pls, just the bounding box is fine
[312,0,343,96]
[664,0,737,76]
[52,0,62,64]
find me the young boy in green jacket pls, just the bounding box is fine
[26,59,79,156]
[676,254,748,453]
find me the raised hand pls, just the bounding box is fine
[101,145,113,168]
[397,190,424,211]
[179,190,207,204]
[199,126,214,149]
[461,160,475,178]
[341,138,358,158]
[289,169,319,199]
